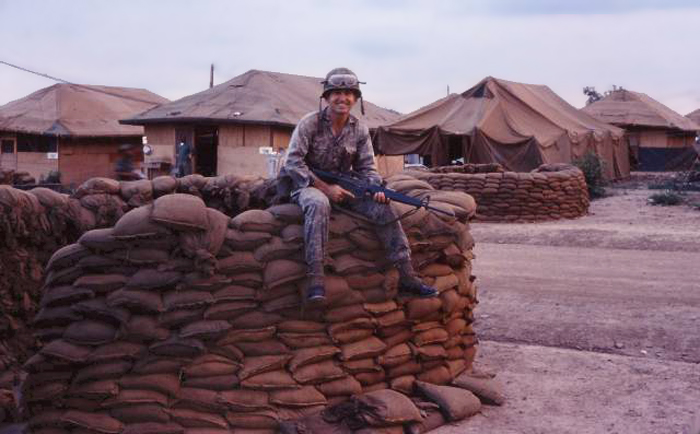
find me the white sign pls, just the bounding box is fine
[47,152,58,160]
[259,146,274,155]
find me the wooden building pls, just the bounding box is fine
[0,83,168,185]
[582,89,699,171]
[121,69,403,178]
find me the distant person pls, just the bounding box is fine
[115,144,141,181]
[176,140,193,177]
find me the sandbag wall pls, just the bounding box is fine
[408,163,589,222]
[22,180,478,433]
[0,174,278,424]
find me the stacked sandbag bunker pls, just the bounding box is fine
[408,163,589,222]
[22,174,482,433]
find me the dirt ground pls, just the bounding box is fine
[435,173,700,434]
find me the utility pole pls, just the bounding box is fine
[447,85,450,96]
[210,64,214,88]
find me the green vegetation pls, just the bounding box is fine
[573,152,607,199]
[647,191,683,206]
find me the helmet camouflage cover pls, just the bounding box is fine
[321,67,363,99]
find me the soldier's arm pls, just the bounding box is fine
[283,119,315,190]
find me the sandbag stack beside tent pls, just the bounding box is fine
[23,178,479,433]
[407,163,589,222]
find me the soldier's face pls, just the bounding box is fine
[326,90,357,116]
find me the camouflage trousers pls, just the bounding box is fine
[292,187,411,282]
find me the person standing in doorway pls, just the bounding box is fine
[176,140,193,177]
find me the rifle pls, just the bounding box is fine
[311,168,454,217]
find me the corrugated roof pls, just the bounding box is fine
[582,89,699,132]
[0,83,168,137]
[122,69,401,129]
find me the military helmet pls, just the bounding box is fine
[321,67,364,99]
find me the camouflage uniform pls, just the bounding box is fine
[279,108,411,283]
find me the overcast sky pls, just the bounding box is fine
[1,0,699,116]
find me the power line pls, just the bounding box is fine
[0,59,164,105]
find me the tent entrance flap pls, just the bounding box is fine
[195,126,218,177]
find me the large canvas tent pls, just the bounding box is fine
[122,69,402,177]
[375,76,628,179]
[582,89,699,171]
[0,83,168,184]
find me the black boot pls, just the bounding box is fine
[307,285,326,302]
[396,260,439,298]
[399,275,439,298]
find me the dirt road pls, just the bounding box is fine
[435,183,700,434]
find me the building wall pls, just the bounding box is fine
[144,124,178,163]
[59,137,143,186]
[637,130,668,148]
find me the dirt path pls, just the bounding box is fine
[438,179,700,434]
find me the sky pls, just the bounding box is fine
[1,0,700,116]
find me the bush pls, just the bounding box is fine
[647,191,683,206]
[573,152,607,199]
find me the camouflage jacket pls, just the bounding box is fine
[278,108,382,194]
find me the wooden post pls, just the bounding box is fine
[210,64,214,88]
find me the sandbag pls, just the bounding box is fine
[151,194,208,231]
[414,381,481,421]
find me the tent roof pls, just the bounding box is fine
[0,83,168,137]
[582,89,699,132]
[122,69,401,129]
[384,76,624,140]
[687,108,700,126]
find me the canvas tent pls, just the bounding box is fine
[582,89,699,171]
[375,76,628,179]
[0,83,168,184]
[122,69,402,177]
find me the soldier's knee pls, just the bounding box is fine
[300,188,331,215]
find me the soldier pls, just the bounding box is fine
[278,67,438,303]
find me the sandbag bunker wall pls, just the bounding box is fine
[0,174,277,424]
[22,187,479,432]
[407,163,590,222]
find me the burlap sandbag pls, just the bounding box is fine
[266,203,304,224]
[61,410,123,433]
[166,408,228,429]
[113,204,171,240]
[414,381,481,421]
[231,209,281,233]
[45,244,91,272]
[263,259,306,289]
[110,403,171,424]
[270,386,327,408]
[63,319,117,345]
[288,346,341,372]
[292,359,347,385]
[241,370,299,390]
[121,422,185,434]
[40,285,94,308]
[183,354,241,377]
[78,228,125,252]
[340,337,387,361]
[239,355,293,381]
[352,389,423,427]
[152,176,178,197]
[74,177,121,198]
[151,193,208,231]
[217,389,270,411]
[452,373,505,406]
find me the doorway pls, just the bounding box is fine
[447,135,464,164]
[194,126,218,176]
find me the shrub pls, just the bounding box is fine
[647,191,683,206]
[573,152,607,199]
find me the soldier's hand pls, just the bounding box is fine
[373,191,390,204]
[327,185,355,203]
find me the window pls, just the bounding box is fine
[16,134,57,153]
[1,140,13,154]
